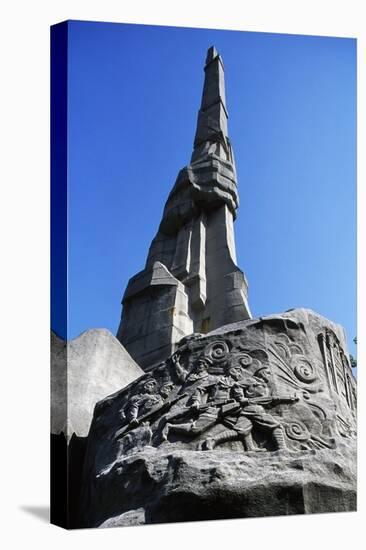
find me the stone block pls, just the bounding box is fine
[80,308,356,527]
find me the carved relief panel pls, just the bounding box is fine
[318,329,356,413]
[87,316,357,476]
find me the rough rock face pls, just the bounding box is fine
[51,329,145,527]
[90,445,356,527]
[80,308,356,527]
[51,328,144,438]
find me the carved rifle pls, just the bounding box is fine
[114,393,188,440]
[220,394,298,415]
[195,398,236,412]
[242,394,299,407]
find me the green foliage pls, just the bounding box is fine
[350,354,357,370]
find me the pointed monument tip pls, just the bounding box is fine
[206,45,219,65]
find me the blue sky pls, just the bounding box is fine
[63,21,356,355]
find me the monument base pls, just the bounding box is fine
[93,443,356,527]
[79,309,357,528]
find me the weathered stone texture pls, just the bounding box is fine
[51,328,144,438]
[90,445,355,526]
[80,308,356,527]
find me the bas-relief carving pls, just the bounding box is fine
[318,329,357,411]
[90,316,356,468]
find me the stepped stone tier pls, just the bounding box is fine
[81,309,356,527]
[117,46,251,369]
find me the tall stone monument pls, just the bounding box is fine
[117,46,251,369]
[79,47,356,528]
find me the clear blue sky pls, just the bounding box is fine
[63,21,356,355]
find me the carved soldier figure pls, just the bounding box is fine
[171,352,212,387]
[160,381,175,399]
[160,355,218,441]
[171,352,189,383]
[125,378,164,428]
[253,365,271,384]
[203,366,298,451]
[199,364,263,451]
[185,357,212,386]
[160,362,252,442]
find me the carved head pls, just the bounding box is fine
[160,382,174,398]
[142,379,158,395]
[246,382,269,398]
[195,357,212,373]
[254,366,271,383]
[228,365,244,381]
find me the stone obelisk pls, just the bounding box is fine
[117,46,251,368]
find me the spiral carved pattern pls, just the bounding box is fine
[293,359,317,383]
[205,340,229,363]
[285,421,310,441]
[236,353,253,367]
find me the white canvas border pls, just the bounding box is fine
[0,1,363,548]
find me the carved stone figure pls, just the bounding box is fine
[160,357,219,441]
[124,378,163,428]
[201,365,298,451]
[184,356,213,388]
[79,307,356,526]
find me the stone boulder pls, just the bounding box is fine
[91,444,355,526]
[51,328,144,438]
[79,309,356,527]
